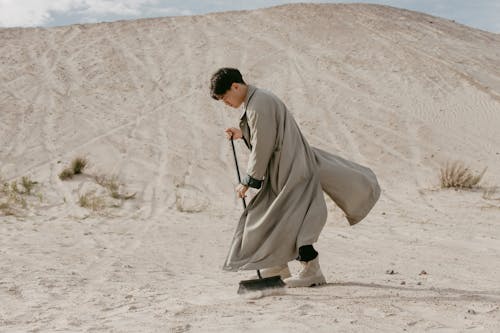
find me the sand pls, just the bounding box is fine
[1,3,500,332]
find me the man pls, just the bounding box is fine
[210,68,380,288]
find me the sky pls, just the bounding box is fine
[0,0,499,33]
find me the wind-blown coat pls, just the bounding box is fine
[223,85,380,271]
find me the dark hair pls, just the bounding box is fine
[210,68,246,100]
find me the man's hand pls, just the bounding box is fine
[225,127,242,140]
[235,184,249,198]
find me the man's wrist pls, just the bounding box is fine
[241,174,262,189]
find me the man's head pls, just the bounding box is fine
[210,67,247,108]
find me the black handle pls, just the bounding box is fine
[232,138,260,278]
[230,138,247,209]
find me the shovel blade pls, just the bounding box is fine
[237,275,286,294]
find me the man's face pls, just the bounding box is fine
[220,83,246,109]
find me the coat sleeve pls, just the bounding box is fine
[245,94,278,182]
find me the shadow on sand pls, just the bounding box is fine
[287,281,500,304]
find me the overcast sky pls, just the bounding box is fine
[0,0,499,33]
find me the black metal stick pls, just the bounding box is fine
[230,138,247,209]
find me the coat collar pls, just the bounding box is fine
[240,84,257,120]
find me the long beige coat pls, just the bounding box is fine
[223,85,380,271]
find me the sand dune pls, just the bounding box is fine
[1,3,500,332]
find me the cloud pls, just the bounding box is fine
[77,0,157,16]
[0,0,78,26]
[0,0,188,27]
[151,7,193,16]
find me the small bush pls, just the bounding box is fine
[10,181,20,194]
[0,175,40,216]
[95,174,136,200]
[95,175,120,193]
[0,187,27,216]
[78,191,106,211]
[71,157,88,175]
[59,157,88,180]
[21,176,37,195]
[440,161,486,189]
[59,168,74,180]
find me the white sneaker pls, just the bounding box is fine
[284,257,326,288]
[251,264,291,279]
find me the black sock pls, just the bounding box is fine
[297,245,318,262]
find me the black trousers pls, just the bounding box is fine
[297,245,318,262]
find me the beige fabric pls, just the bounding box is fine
[313,148,381,225]
[223,85,380,271]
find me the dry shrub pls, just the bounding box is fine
[440,161,486,189]
[59,157,88,180]
[21,176,37,195]
[0,176,38,216]
[59,168,74,180]
[78,191,106,211]
[71,157,88,174]
[94,174,136,200]
[10,181,21,194]
[95,174,119,193]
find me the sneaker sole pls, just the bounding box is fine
[309,280,326,287]
[285,276,326,288]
